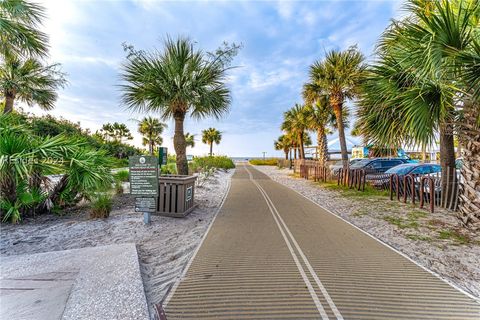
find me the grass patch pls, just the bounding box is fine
[407,210,428,220]
[437,229,470,245]
[319,182,389,198]
[383,215,419,229]
[249,158,278,166]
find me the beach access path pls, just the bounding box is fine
[164,164,480,319]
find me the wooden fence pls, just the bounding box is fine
[291,160,460,213]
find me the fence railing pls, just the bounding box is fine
[291,160,460,213]
[387,167,459,213]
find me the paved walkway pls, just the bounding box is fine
[1,244,149,320]
[165,164,480,319]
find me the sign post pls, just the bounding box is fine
[129,156,159,225]
[158,147,168,167]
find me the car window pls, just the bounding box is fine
[412,166,430,174]
[381,160,402,168]
[431,165,441,173]
[371,161,382,169]
[386,165,413,175]
[351,159,371,168]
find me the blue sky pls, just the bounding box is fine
[29,0,402,157]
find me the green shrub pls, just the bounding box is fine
[249,158,279,166]
[0,113,114,222]
[189,156,235,172]
[90,194,113,218]
[161,162,178,174]
[114,170,129,182]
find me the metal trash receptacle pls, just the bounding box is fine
[156,175,197,217]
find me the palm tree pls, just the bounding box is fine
[0,0,48,58]
[303,84,340,166]
[202,128,222,156]
[100,122,133,143]
[0,114,113,222]
[281,104,310,159]
[185,132,195,148]
[138,116,167,155]
[1,55,66,113]
[356,0,480,226]
[274,135,292,160]
[120,37,231,175]
[308,47,366,164]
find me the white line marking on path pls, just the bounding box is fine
[246,165,344,319]
[263,165,480,304]
[245,167,330,320]
[258,182,344,320]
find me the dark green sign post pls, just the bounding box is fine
[158,147,168,167]
[129,156,159,224]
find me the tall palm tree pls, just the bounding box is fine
[137,116,167,155]
[185,132,195,148]
[1,55,66,113]
[356,0,480,227]
[0,0,48,58]
[308,47,366,164]
[281,104,310,159]
[303,84,339,166]
[202,128,222,156]
[274,134,292,160]
[120,37,231,175]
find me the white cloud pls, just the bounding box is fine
[276,1,294,20]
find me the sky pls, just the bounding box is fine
[26,0,403,157]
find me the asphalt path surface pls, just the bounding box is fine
[165,164,480,319]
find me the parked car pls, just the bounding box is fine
[349,158,409,174]
[370,163,441,188]
[330,158,363,174]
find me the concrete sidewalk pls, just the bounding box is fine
[165,164,480,319]
[1,243,149,320]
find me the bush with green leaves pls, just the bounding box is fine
[9,112,142,160]
[189,156,235,172]
[249,159,279,166]
[90,193,113,219]
[114,170,129,182]
[0,113,114,223]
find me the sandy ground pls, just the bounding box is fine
[0,169,233,319]
[254,165,480,299]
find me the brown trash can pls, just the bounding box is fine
[156,175,197,217]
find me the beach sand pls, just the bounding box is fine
[1,169,233,318]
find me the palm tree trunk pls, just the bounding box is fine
[421,143,427,162]
[149,141,154,155]
[173,114,189,175]
[317,127,328,167]
[284,150,288,160]
[40,174,69,213]
[439,124,456,207]
[3,94,14,114]
[294,147,297,160]
[457,101,480,229]
[209,142,213,156]
[332,102,348,164]
[299,131,305,159]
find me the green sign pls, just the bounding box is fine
[158,147,168,166]
[129,156,158,196]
